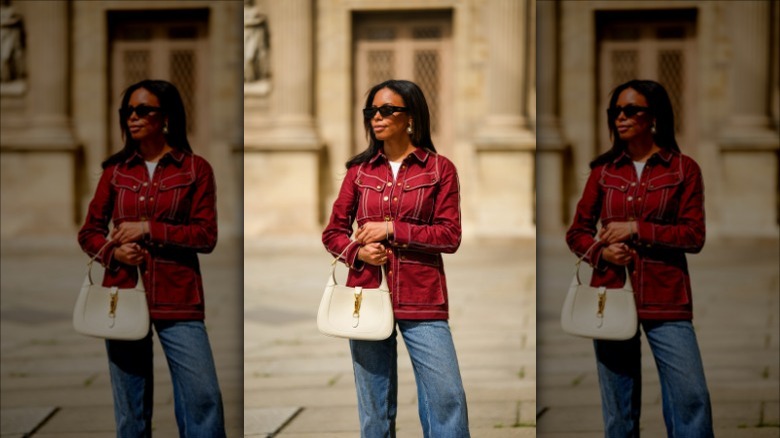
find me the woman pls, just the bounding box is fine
[322,79,470,437]
[566,79,713,437]
[78,79,226,437]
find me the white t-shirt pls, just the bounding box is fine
[389,161,402,180]
[633,161,646,180]
[146,161,158,179]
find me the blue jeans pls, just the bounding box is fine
[105,320,226,438]
[594,320,713,438]
[350,320,470,438]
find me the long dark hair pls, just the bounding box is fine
[102,79,192,169]
[345,79,436,169]
[590,79,680,168]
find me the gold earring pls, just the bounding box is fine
[407,123,413,134]
[651,122,656,135]
[163,123,169,135]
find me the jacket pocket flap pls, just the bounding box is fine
[160,172,195,190]
[112,173,143,191]
[398,250,441,267]
[355,172,387,192]
[647,172,682,190]
[599,173,630,192]
[403,172,438,191]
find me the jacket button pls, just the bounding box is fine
[357,180,362,184]
[631,182,636,187]
[376,185,381,189]
[388,270,393,276]
[386,182,392,186]
[143,182,149,187]
[383,196,389,201]
[139,196,145,201]
[627,196,633,201]
[393,197,398,202]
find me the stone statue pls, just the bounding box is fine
[0,0,25,83]
[244,3,271,94]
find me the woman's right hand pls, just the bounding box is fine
[358,242,388,266]
[601,243,633,266]
[112,243,145,266]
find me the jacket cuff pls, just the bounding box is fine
[345,242,365,271]
[592,245,610,272]
[390,221,411,249]
[103,242,122,272]
[147,220,167,247]
[634,220,655,248]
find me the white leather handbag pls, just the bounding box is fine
[73,242,150,341]
[317,243,394,341]
[560,246,638,340]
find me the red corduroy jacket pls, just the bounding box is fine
[322,147,461,320]
[78,149,217,320]
[566,149,705,320]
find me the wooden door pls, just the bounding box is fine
[353,11,453,157]
[597,12,697,155]
[109,11,209,155]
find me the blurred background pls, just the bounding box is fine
[536,0,780,436]
[1,0,244,436]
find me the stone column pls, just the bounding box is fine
[22,0,73,146]
[721,1,776,140]
[0,0,78,237]
[536,0,568,235]
[718,0,779,236]
[473,0,535,237]
[243,0,321,236]
[265,0,317,145]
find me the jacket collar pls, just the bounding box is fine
[613,147,675,167]
[125,148,187,167]
[369,146,431,165]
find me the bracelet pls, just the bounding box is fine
[385,221,389,241]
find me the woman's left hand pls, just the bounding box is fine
[112,221,147,244]
[599,221,634,244]
[355,221,389,244]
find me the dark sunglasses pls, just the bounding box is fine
[119,105,163,119]
[607,105,650,120]
[363,105,408,119]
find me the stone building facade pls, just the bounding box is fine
[0,0,243,238]
[243,0,537,239]
[537,0,780,238]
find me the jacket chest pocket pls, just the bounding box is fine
[355,172,388,221]
[112,173,144,220]
[599,173,631,220]
[399,171,438,223]
[643,172,682,221]
[156,171,195,221]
